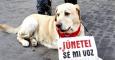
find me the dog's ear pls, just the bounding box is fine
[74,4,81,20]
[55,15,57,21]
[55,8,58,14]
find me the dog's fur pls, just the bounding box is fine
[0,3,85,49]
[55,3,84,35]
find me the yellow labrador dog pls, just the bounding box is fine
[55,3,85,38]
[0,3,84,49]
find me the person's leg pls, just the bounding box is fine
[46,7,51,15]
[64,0,77,4]
[37,8,45,14]
[44,0,52,15]
[36,0,45,14]
[64,0,69,3]
[36,0,51,15]
[47,0,51,15]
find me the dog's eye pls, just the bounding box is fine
[65,12,70,16]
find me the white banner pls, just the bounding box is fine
[58,36,102,60]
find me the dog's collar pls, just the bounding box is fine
[57,24,81,38]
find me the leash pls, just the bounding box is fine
[80,19,93,36]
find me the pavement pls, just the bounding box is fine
[0,0,115,60]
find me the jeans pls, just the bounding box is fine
[36,0,51,15]
[64,0,77,4]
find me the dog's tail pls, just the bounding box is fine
[0,24,19,34]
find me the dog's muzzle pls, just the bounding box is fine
[57,24,81,38]
[56,23,70,32]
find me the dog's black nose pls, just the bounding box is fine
[56,23,62,28]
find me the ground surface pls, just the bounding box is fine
[0,0,115,60]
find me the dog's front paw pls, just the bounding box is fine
[21,40,29,47]
[31,39,38,47]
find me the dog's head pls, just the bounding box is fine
[55,3,81,32]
